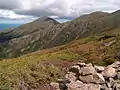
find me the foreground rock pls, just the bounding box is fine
[51,61,120,90]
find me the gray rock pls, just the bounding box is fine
[80,66,96,76]
[113,83,120,90]
[109,61,120,68]
[67,81,88,90]
[102,67,116,78]
[79,73,105,84]
[86,63,93,67]
[65,72,77,82]
[79,75,94,83]
[94,65,104,72]
[109,78,115,87]
[106,82,111,88]
[117,72,120,79]
[117,67,120,72]
[93,73,105,84]
[50,82,60,90]
[87,84,100,90]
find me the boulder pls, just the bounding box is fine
[109,61,120,68]
[86,63,93,67]
[65,72,77,82]
[117,72,120,79]
[87,84,100,90]
[67,81,88,90]
[79,75,94,83]
[80,66,96,75]
[50,82,60,90]
[102,67,116,78]
[79,73,105,84]
[94,65,104,72]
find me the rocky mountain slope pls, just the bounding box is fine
[1,10,120,58]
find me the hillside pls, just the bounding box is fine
[1,10,120,58]
[0,28,120,89]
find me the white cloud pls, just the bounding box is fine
[0,0,120,20]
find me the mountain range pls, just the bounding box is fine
[0,11,120,58]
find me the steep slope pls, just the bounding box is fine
[1,29,120,89]
[0,17,60,58]
[1,10,120,58]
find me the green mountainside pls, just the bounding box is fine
[0,10,120,89]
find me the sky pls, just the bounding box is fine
[0,0,120,24]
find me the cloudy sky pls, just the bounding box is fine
[0,0,120,23]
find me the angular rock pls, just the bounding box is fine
[80,66,96,76]
[109,61,120,68]
[106,82,111,88]
[102,67,116,78]
[93,73,105,84]
[50,82,60,90]
[94,65,104,72]
[65,72,77,82]
[87,84,100,90]
[113,83,120,90]
[86,63,93,67]
[79,73,105,84]
[117,72,120,79]
[79,75,94,83]
[67,81,88,90]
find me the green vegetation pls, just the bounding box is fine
[0,30,120,89]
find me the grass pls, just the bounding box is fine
[0,30,120,89]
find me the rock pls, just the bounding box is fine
[93,73,105,84]
[113,83,120,90]
[87,84,100,90]
[102,67,116,78]
[67,81,88,90]
[117,72,120,79]
[86,63,93,67]
[69,65,80,74]
[79,73,105,84]
[65,72,77,82]
[50,82,60,90]
[108,78,115,87]
[76,63,86,67]
[59,82,68,90]
[117,67,120,72]
[106,82,111,88]
[94,65,104,72]
[80,66,96,75]
[50,62,120,90]
[79,75,94,83]
[109,61,120,68]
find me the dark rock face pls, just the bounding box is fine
[1,10,120,58]
[51,61,120,90]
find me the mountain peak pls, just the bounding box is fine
[34,16,59,24]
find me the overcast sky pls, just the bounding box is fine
[0,0,120,23]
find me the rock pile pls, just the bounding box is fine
[51,61,120,90]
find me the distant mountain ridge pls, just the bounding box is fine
[0,10,120,58]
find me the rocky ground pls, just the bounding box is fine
[51,61,120,90]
